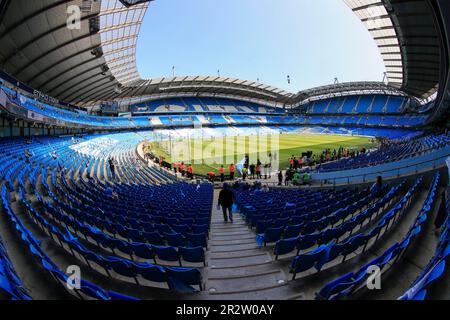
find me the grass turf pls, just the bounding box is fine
[146,133,375,176]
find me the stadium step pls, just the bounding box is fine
[210,234,255,241]
[205,189,288,296]
[209,254,272,269]
[210,230,252,238]
[207,263,282,279]
[209,243,261,253]
[210,224,249,232]
[210,222,247,229]
[208,250,268,260]
[206,271,287,295]
[209,238,258,246]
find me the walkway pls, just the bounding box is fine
[204,190,289,299]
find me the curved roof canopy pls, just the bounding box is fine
[292,81,409,102]
[344,0,441,98]
[0,0,445,108]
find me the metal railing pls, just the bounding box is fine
[317,150,448,187]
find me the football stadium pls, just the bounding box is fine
[0,0,449,306]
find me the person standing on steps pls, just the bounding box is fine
[370,176,383,197]
[108,157,116,180]
[218,183,236,223]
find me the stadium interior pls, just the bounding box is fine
[0,0,449,302]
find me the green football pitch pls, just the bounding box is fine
[146,133,376,176]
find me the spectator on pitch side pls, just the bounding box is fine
[249,164,256,179]
[264,163,269,180]
[292,171,301,186]
[256,163,262,179]
[303,171,311,185]
[242,166,248,181]
[218,183,236,223]
[285,169,291,186]
[278,171,283,186]
[268,161,272,179]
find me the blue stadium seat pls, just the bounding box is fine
[166,267,202,292]
[274,236,301,259]
[179,247,206,266]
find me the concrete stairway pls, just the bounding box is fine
[204,190,289,299]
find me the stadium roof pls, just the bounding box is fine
[344,0,441,99]
[99,0,148,86]
[93,76,294,107]
[291,81,409,102]
[0,0,446,108]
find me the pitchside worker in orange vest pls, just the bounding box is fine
[208,170,215,182]
[187,165,193,179]
[229,164,236,180]
[173,162,177,174]
[180,163,185,176]
[219,165,225,182]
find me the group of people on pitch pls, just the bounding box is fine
[172,162,194,179]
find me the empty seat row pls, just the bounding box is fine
[317,173,440,299]
[288,177,421,280]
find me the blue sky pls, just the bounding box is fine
[136,0,385,92]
